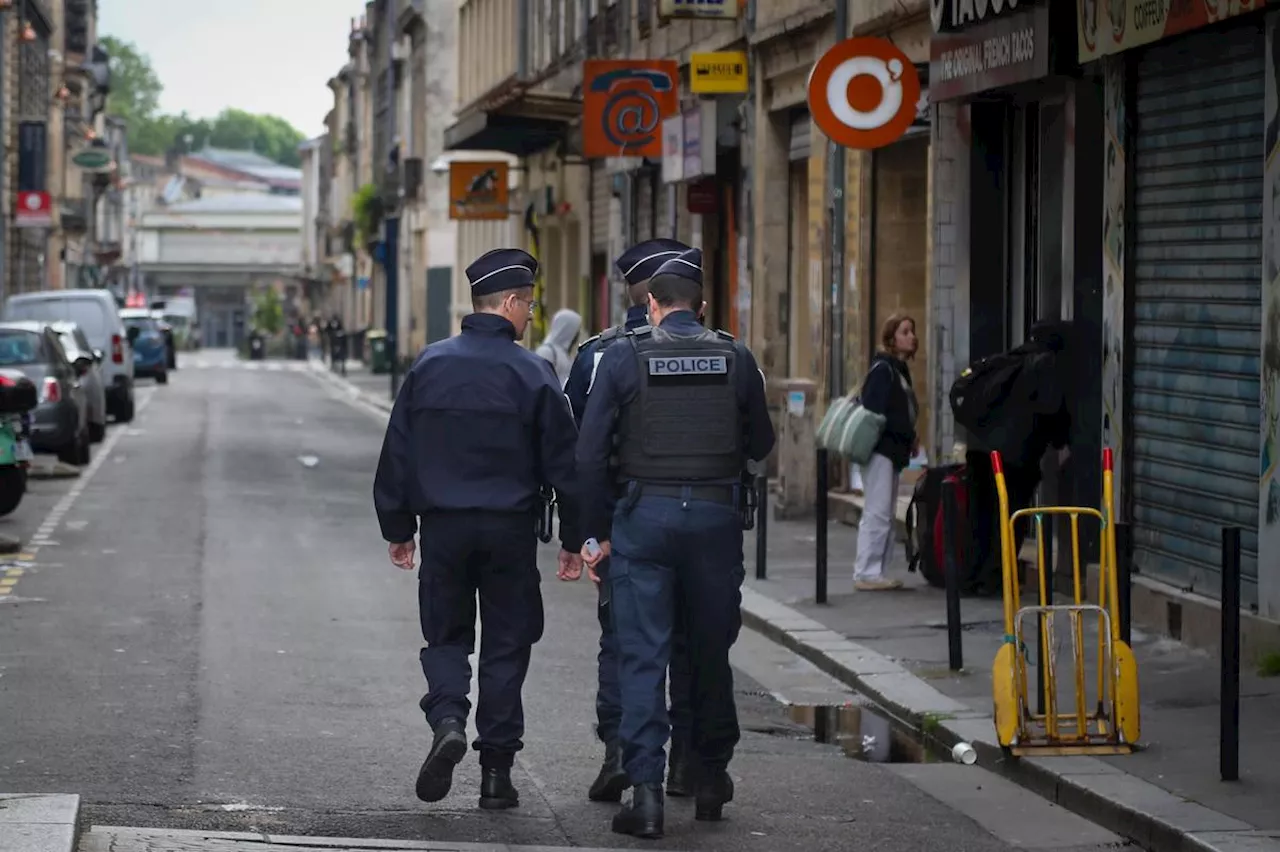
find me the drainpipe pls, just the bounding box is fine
[828,0,848,400]
[517,0,529,79]
[0,4,8,301]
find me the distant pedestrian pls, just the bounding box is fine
[535,308,582,388]
[852,314,919,591]
[372,247,582,811]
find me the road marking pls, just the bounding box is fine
[0,387,154,603]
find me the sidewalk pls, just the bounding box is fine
[741,494,1280,852]
[307,360,1280,852]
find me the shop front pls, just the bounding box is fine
[1082,0,1271,615]
[930,0,1106,546]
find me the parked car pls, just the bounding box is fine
[0,322,91,466]
[3,289,135,422]
[0,369,37,516]
[119,309,169,384]
[49,321,107,443]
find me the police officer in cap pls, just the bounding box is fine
[563,238,695,804]
[576,248,775,839]
[373,247,583,811]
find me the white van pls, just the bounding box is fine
[3,290,136,422]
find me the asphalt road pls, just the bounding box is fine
[0,354,1116,852]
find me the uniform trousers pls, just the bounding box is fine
[607,490,745,785]
[417,511,543,770]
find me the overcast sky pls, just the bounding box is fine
[98,0,371,138]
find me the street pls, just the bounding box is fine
[1,354,1126,852]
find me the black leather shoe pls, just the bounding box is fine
[694,768,734,821]
[479,767,519,810]
[415,718,468,803]
[588,740,630,802]
[611,783,664,839]
[665,743,690,797]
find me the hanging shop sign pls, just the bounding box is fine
[15,191,52,228]
[583,60,680,159]
[659,0,742,20]
[70,146,113,172]
[447,161,510,220]
[929,2,1049,101]
[1076,0,1259,62]
[807,37,922,150]
[682,101,717,180]
[690,51,749,94]
[662,115,685,183]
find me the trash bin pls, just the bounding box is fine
[367,329,391,374]
[248,332,265,361]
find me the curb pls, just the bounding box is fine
[0,794,80,852]
[738,586,1279,852]
[306,360,392,414]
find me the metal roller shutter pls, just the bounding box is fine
[590,161,610,253]
[1129,22,1263,604]
[634,169,654,242]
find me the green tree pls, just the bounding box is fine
[206,109,306,167]
[252,288,284,336]
[100,35,162,126]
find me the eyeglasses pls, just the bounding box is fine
[511,296,539,312]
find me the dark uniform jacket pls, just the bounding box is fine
[575,310,775,543]
[372,312,582,550]
[563,305,649,427]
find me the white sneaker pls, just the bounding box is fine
[855,577,904,591]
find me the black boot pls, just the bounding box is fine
[479,767,520,810]
[611,783,664,839]
[665,742,690,797]
[694,768,734,822]
[588,740,630,802]
[415,718,468,803]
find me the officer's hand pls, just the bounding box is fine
[388,540,416,571]
[581,539,611,567]
[557,549,583,581]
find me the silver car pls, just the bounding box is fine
[0,321,90,466]
[49,321,107,443]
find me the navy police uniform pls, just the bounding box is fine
[577,249,775,837]
[563,239,695,804]
[373,247,581,810]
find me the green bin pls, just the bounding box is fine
[367,329,391,374]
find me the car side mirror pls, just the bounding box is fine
[126,326,140,343]
[73,356,92,377]
[93,349,103,363]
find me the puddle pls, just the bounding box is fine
[788,702,927,763]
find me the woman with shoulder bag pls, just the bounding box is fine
[852,314,920,591]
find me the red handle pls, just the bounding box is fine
[1103,448,1113,472]
[990,450,1003,475]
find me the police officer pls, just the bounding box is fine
[564,238,695,804]
[373,247,583,811]
[576,248,775,839]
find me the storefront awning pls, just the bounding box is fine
[444,93,580,157]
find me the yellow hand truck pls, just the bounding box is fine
[990,448,1140,756]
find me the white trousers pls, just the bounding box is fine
[854,452,900,580]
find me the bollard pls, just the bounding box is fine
[942,477,963,671]
[1221,526,1241,782]
[1036,516,1055,716]
[1115,521,1132,645]
[755,475,769,580]
[816,448,829,605]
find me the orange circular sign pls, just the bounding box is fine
[807,37,921,150]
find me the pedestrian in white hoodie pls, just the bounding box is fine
[536,308,583,388]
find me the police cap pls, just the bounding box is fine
[466,248,537,297]
[615,238,690,287]
[653,247,703,286]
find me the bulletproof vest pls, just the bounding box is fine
[616,326,743,484]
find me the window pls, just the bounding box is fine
[64,300,110,341]
[0,330,46,366]
[124,317,159,336]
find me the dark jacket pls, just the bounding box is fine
[860,352,917,470]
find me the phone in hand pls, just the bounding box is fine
[584,538,602,559]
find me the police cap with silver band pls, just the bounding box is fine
[615,238,690,287]
[466,248,537,297]
[652,247,703,286]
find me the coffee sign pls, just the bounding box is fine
[931,0,1027,33]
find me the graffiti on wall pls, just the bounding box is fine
[1100,55,1127,511]
[1261,13,1280,553]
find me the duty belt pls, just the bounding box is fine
[637,482,737,504]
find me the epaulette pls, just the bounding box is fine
[599,325,625,344]
[576,333,601,353]
[631,325,654,338]
[713,328,735,341]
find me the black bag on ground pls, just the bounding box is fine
[903,463,971,589]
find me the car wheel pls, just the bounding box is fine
[115,394,135,424]
[0,466,27,517]
[156,370,169,385]
[89,421,106,443]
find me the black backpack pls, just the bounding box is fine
[948,349,1027,436]
[903,463,970,589]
